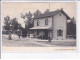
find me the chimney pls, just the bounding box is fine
[61,8,63,11]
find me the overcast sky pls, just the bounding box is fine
[1,2,76,28]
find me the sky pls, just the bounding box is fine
[1,2,76,28]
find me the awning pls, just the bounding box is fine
[30,27,52,30]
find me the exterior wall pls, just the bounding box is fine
[53,12,67,40]
[33,17,53,39]
[33,12,67,40]
[34,17,52,27]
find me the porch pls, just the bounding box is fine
[30,27,53,40]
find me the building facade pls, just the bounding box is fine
[30,9,70,40]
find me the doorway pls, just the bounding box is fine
[43,30,48,39]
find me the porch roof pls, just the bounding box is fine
[30,27,52,30]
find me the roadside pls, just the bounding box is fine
[2,35,76,47]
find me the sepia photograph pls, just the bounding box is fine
[1,2,76,52]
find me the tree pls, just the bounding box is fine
[67,17,76,38]
[44,9,50,14]
[21,11,33,37]
[25,11,32,28]
[25,11,33,36]
[11,18,19,34]
[18,24,23,29]
[21,13,25,19]
[3,16,11,30]
[34,10,42,17]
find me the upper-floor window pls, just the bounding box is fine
[45,19,48,25]
[37,20,39,26]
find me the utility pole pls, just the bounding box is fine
[49,2,50,11]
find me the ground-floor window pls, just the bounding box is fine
[57,29,63,36]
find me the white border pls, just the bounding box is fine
[1,0,77,2]
[1,0,78,59]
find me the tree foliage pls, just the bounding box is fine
[34,10,42,17]
[67,17,76,36]
[11,18,19,30]
[21,11,33,36]
[44,9,50,14]
[21,13,25,19]
[3,16,11,30]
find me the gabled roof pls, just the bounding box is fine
[33,9,70,20]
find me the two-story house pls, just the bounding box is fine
[30,9,70,40]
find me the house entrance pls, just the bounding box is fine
[43,30,48,39]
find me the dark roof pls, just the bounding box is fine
[33,9,70,20]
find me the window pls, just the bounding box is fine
[45,19,48,25]
[57,29,63,36]
[37,20,39,26]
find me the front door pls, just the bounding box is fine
[44,30,48,39]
